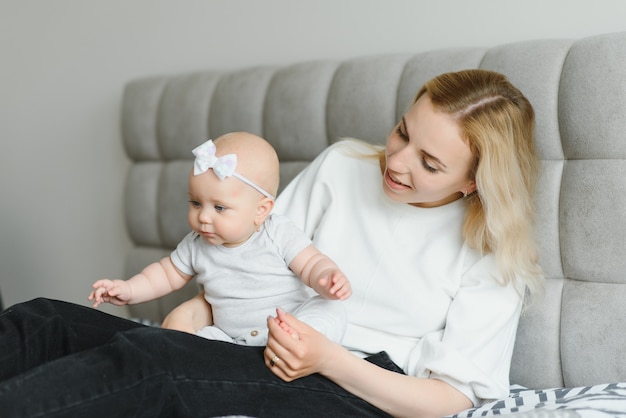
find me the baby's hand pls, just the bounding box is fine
[270,308,301,340]
[88,279,132,308]
[313,270,352,300]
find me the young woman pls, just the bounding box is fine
[0,69,543,417]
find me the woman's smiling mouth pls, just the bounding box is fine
[385,170,410,190]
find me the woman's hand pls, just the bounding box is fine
[266,308,473,417]
[264,308,339,381]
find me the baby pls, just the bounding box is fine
[89,132,350,345]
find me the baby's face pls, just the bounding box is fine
[187,170,262,247]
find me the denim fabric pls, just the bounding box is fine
[365,351,406,375]
[0,298,396,417]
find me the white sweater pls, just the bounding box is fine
[273,140,523,405]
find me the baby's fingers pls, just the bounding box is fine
[330,278,351,299]
[91,279,112,289]
[104,285,123,298]
[335,286,352,300]
[317,276,330,289]
[89,287,108,307]
[328,276,345,291]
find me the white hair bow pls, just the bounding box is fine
[191,140,274,199]
[192,140,237,180]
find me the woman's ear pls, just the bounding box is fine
[463,181,477,196]
[255,197,275,227]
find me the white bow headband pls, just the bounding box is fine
[192,139,275,199]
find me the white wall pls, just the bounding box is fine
[1,0,624,315]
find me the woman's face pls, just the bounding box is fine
[383,94,476,208]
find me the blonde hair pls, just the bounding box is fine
[409,69,543,295]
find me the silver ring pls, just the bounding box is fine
[270,355,280,367]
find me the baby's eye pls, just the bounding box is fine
[214,205,226,212]
[189,200,201,208]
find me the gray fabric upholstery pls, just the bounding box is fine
[121,32,626,390]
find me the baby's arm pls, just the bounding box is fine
[289,245,352,300]
[89,256,193,308]
[162,291,213,334]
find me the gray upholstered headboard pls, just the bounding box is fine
[120,32,626,390]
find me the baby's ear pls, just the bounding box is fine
[255,197,274,226]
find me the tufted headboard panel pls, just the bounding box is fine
[121,32,626,390]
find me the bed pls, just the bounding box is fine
[120,31,626,415]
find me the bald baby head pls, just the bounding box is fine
[212,132,280,198]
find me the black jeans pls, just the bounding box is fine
[0,298,399,417]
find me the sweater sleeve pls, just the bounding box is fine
[407,250,524,406]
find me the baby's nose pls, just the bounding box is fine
[198,208,213,224]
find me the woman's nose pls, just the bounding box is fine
[387,149,408,172]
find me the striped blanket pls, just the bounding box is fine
[449,383,626,417]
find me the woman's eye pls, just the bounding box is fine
[189,200,200,208]
[396,126,409,141]
[421,159,438,174]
